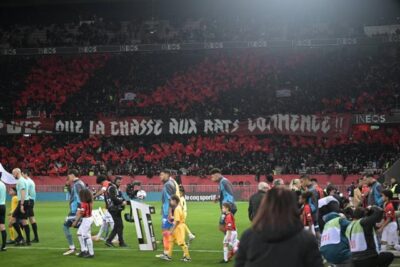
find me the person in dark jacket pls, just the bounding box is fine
[235,188,323,267]
[248,182,269,221]
[366,175,383,208]
[346,206,394,267]
[105,176,128,247]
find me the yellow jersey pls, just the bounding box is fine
[173,205,185,225]
[180,196,187,215]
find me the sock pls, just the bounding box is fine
[223,246,229,261]
[13,223,23,240]
[167,240,174,257]
[86,237,94,255]
[381,244,387,251]
[162,231,171,252]
[78,235,87,252]
[1,230,6,248]
[23,225,30,243]
[31,223,39,240]
[63,224,74,249]
[233,240,239,254]
[96,222,106,239]
[181,244,190,258]
[106,222,114,239]
[185,225,193,236]
[9,227,15,241]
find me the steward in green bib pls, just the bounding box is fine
[319,196,352,266]
[390,178,400,209]
[345,206,394,267]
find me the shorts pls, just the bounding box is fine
[77,217,93,237]
[171,224,186,245]
[0,205,5,224]
[64,213,82,228]
[162,214,173,230]
[223,230,238,247]
[382,221,398,245]
[26,200,35,217]
[12,201,28,220]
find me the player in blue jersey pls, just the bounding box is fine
[62,169,86,256]
[210,168,237,232]
[156,169,180,258]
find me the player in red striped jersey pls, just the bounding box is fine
[220,203,239,264]
[72,189,94,258]
[300,192,315,235]
[379,190,400,251]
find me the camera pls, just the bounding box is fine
[126,181,142,199]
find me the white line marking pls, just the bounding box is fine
[6,246,221,253]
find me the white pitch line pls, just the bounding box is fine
[6,246,221,253]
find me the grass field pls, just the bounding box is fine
[0,201,248,267]
[1,201,400,267]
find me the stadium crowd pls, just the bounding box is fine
[3,48,399,119]
[0,47,399,177]
[0,125,398,177]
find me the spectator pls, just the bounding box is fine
[235,188,323,267]
[289,179,302,196]
[272,178,285,188]
[248,182,269,221]
[352,178,363,208]
[366,175,383,208]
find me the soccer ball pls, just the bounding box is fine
[136,190,147,200]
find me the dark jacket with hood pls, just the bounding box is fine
[235,221,323,267]
[248,190,265,221]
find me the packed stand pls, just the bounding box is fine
[0,124,398,177]
[44,48,400,119]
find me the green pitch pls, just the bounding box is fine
[0,201,246,267]
[1,201,400,267]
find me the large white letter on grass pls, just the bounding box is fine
[128,201,157,251]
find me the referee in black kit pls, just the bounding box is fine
[10,168,31,246]
[105,176,129,248]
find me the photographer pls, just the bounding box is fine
[105,176,128,248]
